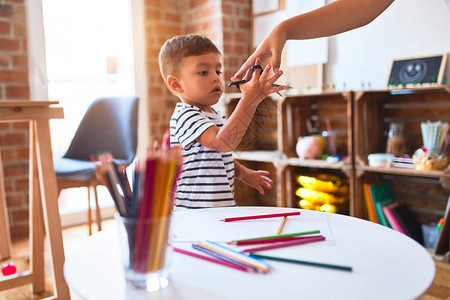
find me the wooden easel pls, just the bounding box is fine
[0,101,70,299]
[0,146,12,260]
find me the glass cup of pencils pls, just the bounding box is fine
[115,214,173,292]
[94,141,183,292]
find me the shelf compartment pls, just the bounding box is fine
[282,164,352,214]
[354,86,450,167]
[233,159,279,207]
[225,96,279,152]
[280,92,353,164]
[355,172,449,225]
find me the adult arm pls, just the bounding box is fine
[234,0,394,78]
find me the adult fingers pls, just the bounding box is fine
[242,68,253,82]
[271,51,282,74]
[234,55,257,79]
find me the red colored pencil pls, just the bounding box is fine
[173,247,254,273]
[242,235,325,252]
[220,211,300,222]
[230,235,321,246]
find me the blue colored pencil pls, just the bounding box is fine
[192,244,257,272]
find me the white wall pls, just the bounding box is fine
[325,0,450,90]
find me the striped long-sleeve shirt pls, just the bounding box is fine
[170,102,236,209]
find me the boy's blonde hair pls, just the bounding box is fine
[159,34,221,82]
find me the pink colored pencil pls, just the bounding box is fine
[242,235,325,252]
[173,247,254,273]
[220,211,300,222]
[133,158,157,272]
[230,235,322,246]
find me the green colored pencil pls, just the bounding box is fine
[231,230,320,243]
[251,253,352,272]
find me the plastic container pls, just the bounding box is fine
[421,224,440,249]
[367,153,394,167]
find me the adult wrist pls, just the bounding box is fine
[276,20,290,41]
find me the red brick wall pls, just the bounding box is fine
[0,0,251,237]
[145,0,182,139]
[145,0,251,139]
[221,0,251,90]
[0,0,31,237]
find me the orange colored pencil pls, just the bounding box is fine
[276,216,287,235]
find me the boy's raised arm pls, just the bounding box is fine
[198,63,285,152]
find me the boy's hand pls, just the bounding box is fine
[238,169,273,195]
[236,58,285,104]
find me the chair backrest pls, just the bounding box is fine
[64,96,139,164]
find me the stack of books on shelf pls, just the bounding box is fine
[363,181,423,245]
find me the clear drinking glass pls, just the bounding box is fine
[115,213,173,292]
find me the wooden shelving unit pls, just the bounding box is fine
[224,86,450,222]
[353,86,450,223]
[224,91,354,214]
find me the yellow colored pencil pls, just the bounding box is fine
[152,158,178,270]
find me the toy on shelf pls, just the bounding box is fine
[295,174,349,213]
[413,121,449,170]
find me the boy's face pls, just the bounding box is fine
[175,52,224,110]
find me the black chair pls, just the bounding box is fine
[54,96,138,234]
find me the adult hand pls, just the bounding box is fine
[232,24,287,81]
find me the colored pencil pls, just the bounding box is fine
[231,230,320,243]
[95,140,183,274]
[276,216,287,234]
[242,235,325,252]
[191,244,257,273]
[230,235,322,246]
[250,253,353,272]
[221,211,300,222]
[174,247,254,273]
[133,157,157,272]
[209,241,271,268]
[195,241,270,273]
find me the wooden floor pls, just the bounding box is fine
[1,219,449,300]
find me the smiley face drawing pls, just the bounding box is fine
[399,60,427,83]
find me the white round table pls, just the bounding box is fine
[64,207,434,300]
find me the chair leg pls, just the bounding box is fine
[93,185,102,231]
[87,187,92,235]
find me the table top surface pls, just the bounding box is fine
[64,206,435,300]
